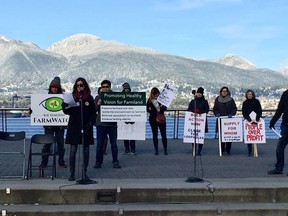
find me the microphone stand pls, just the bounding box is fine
[76,93,97,185]
[186,92,204,183]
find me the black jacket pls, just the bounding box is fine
[242,98,262,121]
[270,90,288,125]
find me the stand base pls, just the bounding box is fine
[76,178,98,185]
[185,176,204,183]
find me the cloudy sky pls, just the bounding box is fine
[1,0,287,70]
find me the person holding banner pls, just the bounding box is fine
[147,87,168,155]
[39,77,67,169]
[268,89,288,175]
[213,86,237,156]
[187,87,209,155]
[242,89,262,156]
[62,77,96,181]
[94,80,121,169]
[122,82,137,154]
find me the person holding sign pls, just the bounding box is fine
[122,82,137,155]
[62,77,96,181]
[242,89,262,156]
[268,89,288,175]
[39,77,67,169]
[147,87,168,155]
[187,87,209,155]
[213,86,237,156]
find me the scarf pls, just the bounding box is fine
[75,91,90,102]
[217,95,232,103]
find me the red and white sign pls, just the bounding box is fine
[220,117,243,142]
[243,118,266,143]
[183,112,206,144]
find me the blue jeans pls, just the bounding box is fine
[275,124,288,171]
[96,126,119,164]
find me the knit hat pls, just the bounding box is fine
[122,82,131,89]
[49,77,61,88]
[197,87,204,94]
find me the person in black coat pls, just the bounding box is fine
[187,87,209,155]
[213,86,237,156]
[62,77,96,181]
[242,89,262,156]
[146,87,168,155]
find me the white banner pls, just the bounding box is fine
[30,94,69,126]
[117,121,146,140]
[157,83,178,108]
[183,112,206,144]
[243,118,266,143]
[220,117,243,142]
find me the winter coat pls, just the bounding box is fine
[187,96,209,133]
[270,90,288,126]
[242,98,262,121]
[62,95,96,145]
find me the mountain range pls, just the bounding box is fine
[0,33,287,107]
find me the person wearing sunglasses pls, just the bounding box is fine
[94,80,121,169]
[62,77,96,181]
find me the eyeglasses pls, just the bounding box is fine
[76,83,84,87]
[101,85,110,88]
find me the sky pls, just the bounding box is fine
[0,0,287,70]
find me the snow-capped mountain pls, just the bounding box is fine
[213,54,256,70]
[0,33,287,108]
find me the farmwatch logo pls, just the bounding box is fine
[40,97,63,112]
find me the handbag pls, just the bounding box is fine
[156,112,166,124]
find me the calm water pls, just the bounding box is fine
[1,116,280,139]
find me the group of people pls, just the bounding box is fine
[39,76,288,181]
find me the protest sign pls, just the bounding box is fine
[220,117,243,142]
[157,83,178,108]
[117,121,146,140]
[243,118,266,143]
[30,94,69,126]
[183,112,206,144]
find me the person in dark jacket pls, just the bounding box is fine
[94,80,121,169]
[187,87,209,155]
[62,77,96,181]
[39,77,67,170]
[122,82,137,154]
[146,87,168,155]
[241,89,262,156]
[268,89,288,174]
[213,86,237,156]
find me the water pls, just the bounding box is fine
[1,116,280,139]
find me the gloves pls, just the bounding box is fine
[62,102,68,108]
[215,113,220,117]
[194,109,200,114]
[269,122,275,129]
[228,114,233,118]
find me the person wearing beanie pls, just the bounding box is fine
[122,83,137,154]
[39,76,67,172]
[187,87,209,155]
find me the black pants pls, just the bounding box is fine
[149,121,167,151]
[221,142,232,154]
[69,145,89,173]
[124,140,136,152]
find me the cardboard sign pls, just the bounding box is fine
[30,94,69,126]
[157,83,178,108]
[183,112,206,144]
[243,118,266,143]
[220,117,243,142]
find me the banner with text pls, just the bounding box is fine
[243,118,266,143]
[220,117,243,142]
[31,94,69,126]
[117,121,146,140]
[157,83,178,108]
[183,112,206,144]
[100,92,146,122]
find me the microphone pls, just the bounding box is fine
[192,90,196,95]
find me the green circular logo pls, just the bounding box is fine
[41,97,63,112]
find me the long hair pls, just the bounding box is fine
[148,87,160,101]
[72,77,91,95]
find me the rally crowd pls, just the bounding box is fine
[39,76,288,181]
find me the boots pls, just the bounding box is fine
[154,149,159,155]
[164,148,168,155]
[68,171,75,181]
